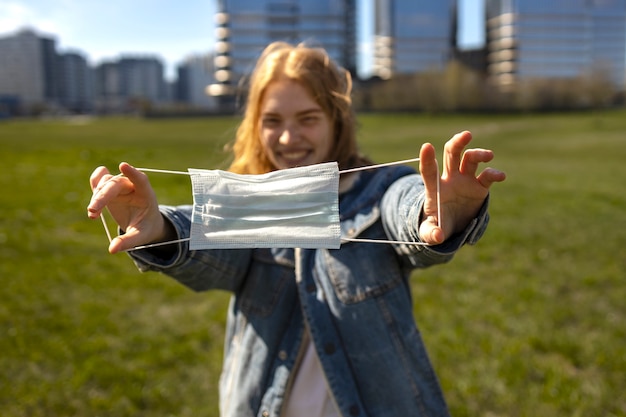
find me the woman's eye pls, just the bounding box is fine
[263,118,280,127]
[301,116,317,125]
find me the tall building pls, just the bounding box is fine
[0,28,95,113]
[176,54,219,110]
[210,0,356,99]
[94,61,122,111]
[0,29,50,110]
[486,0,626,91]
[94,56,166,112]
[373,1,457,79]
[58,52,95,113]
[118,57,167,103]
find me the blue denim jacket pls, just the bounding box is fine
[129,165,490,417]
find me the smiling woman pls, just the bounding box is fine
[230,41,367,175]
[258,80,334,170]
[86,41,505,417]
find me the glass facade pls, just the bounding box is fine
[373,0,456,79]
[211,0,356,97]
[486,0,626,89]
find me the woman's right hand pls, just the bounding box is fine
[88,162,173,253]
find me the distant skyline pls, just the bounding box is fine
[0,0,485,80]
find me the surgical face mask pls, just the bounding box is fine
[101,157,434,252]
[188,162,340,249]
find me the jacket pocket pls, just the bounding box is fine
[326,216,405,304]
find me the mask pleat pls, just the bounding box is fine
[188,162,340,249]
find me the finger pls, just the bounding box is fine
[419,142,437,177]
[118,162,156,199]
[419,143,439,205]
[476,167,507,189]
[89,166,111,191]
[108,228,143,254]
[419,217,445,245]
[443,131,473,178]
[459,148,494,176]
[108,213,169,253]
[87,174,130,218]
[88,170,117,218]
[88,162,147,216]
[91,173,118,196]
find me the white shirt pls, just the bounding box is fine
[283,337,340,417]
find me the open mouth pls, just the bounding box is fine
[278,150,311,166]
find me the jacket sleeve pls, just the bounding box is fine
[127,205,252,292]
[380,174,490,269]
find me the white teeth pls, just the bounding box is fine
[282,151,308,160]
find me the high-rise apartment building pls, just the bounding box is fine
[0,29,50,109]
[373,1,456,79]
[94,56,166,112]
[210,0,356,98]
[486,0,626,91]
[118,57,167,103]
[0,28,95,113]
[58,52,94,113]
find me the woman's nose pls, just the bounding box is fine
[278,125,299,145]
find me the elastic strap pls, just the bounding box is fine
[98,157,441,252]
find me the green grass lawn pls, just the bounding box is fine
[1,111,624,416]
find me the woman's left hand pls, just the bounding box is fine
[418,131,506,244]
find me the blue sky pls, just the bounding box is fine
[0,0,485,79]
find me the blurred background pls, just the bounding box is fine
[1,1,625,416]
[1,0,625,117]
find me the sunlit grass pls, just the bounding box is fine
[1,111,624,416]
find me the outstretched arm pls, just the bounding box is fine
[419,131,506,244]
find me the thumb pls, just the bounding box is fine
[119,162,150,188]
[418,216,445,245]
[108,228,144,254]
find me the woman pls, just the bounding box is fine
[88,42,505,417]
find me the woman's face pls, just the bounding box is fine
[259,79,334,170]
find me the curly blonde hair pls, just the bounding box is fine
[228,42,369,174]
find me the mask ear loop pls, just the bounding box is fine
[436,158,442,231]
[100,211,114,244]
[97,157,441,251]
[338,157,441,246]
